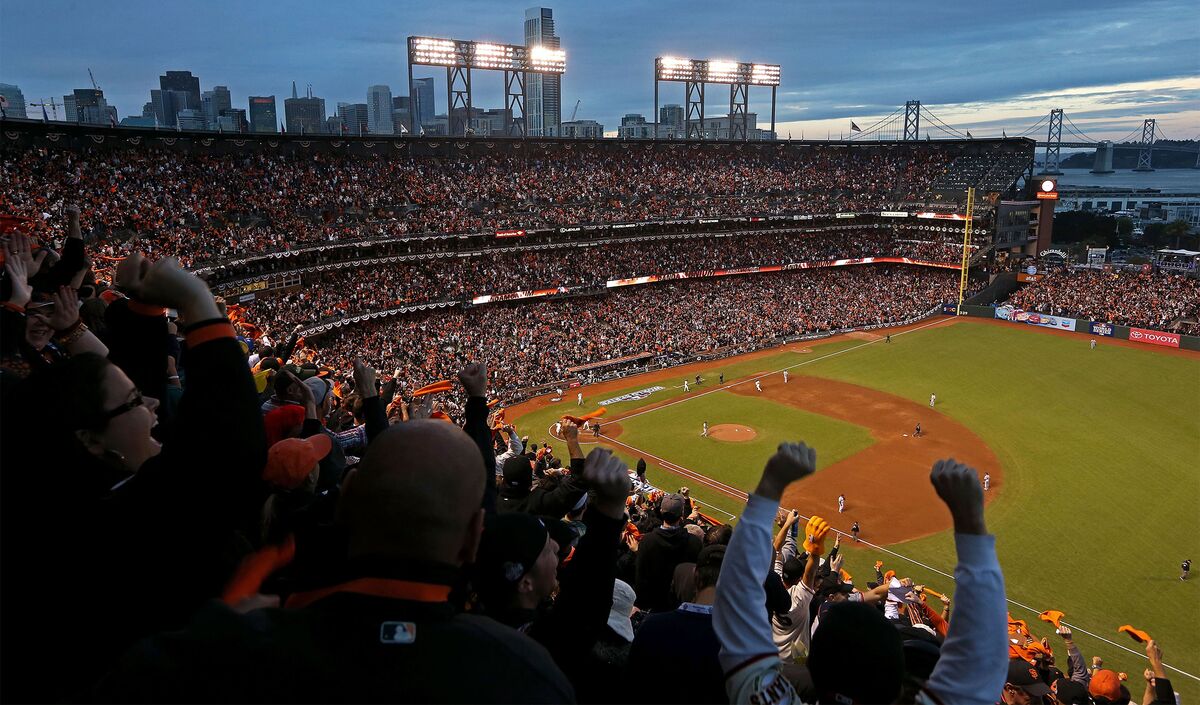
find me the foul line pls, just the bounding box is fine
[550,315,1197,682]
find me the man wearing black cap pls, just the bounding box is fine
[476,448,633,701]
[1003,659,1052,704]
[629,544,727,704]
[634,492,702,612]
[497,444,587,517]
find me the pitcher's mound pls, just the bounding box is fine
[710,424,758,442]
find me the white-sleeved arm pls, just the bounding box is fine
[493,432,524,476]
[920,533,1008,705]
[714,493,804,705]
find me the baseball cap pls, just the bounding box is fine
[607,579,637,642]
[1052,677,1091,704]
[781,556,806,583]
[304,376,332,405]
[1006,659,1051,698]
[262,435,332,489]
[474,513,549,598]
[502,455,534,490]
[660,493,686,521]
[1088,669,1122,701]
[263,405,306,448]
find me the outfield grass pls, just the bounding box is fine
[511,322,1200,693]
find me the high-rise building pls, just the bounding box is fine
[366,85,394,135]
[248,96,277,133]
[217,108,248,132]
[284,82,325,134]
[201,85,232,129]
[411,78,435,131]
[175,109,207,130]
[0,83,28,118]
[391,96,412,134]
[337,102,369,135]
[63,88,111,125]
[618,114,654,139]
[560,119,602,139]
[156,71,201,128]
[524,7,562,137]
[659,104,684,131]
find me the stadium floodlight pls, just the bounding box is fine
[408,35,567,137]
[654,55,781,141]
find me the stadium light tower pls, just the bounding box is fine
[407,36,566,137]
[654,57,780,141]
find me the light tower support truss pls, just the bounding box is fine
[447,66,472,136]
[1135,118,1156,171]
[503,70,526,137]
[685,80,705,139]
[904,100,921,141]
[1043,108,1063,174]
[729,83,749,140]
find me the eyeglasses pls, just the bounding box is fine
[100,390,146,422]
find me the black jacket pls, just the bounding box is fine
[98,560,575,704]
[2,319,267,702]
[496,464,588,518]
[633,525,702,612]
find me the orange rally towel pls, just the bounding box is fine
[412,380,454,397]
[1117,625,1152,643]
[221,534,296,605]
[1039,610,1065,629]
[487,398,502,408]
[561,407,608,425]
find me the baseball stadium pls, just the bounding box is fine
[2,71,1199,705]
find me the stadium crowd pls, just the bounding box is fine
[229,229,970,330]
[1005,267,1200,332]
[301,265,967,398]
[1,219,1182,703]
[1,145,962,267]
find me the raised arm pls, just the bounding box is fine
[354,359,387,443]
[715,442,815,705]
[458,362,496,514]
[921,459,1008,705]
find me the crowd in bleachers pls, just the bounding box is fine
[2,145,968,267]
[1005,267,1200,332]
[230,229,970,332]
[301,265,965,399]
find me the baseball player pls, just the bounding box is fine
[719,373,724,384]
[755,380,762,392]
[837,494,846,513]
[695,374,702,386]
[1090,338,1097,350]
[929,393,937,408]
[593,422,602,438]
[885,334,891,344]
[783,370,789,384]
[1183,559,1192,581]
[983,472,990,491]
[683,379,690,392]
[554,421,562,436]
[914,422,921,437]
[577,392,583,406]
[701,421,708,437]
[556,387,563,399]
[851,521,860,542]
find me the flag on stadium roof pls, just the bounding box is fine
[850,121,861,132]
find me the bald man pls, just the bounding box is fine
[100,420,574,703]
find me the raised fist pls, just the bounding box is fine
[930,458,986,535]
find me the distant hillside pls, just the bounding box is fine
[1061,140,1199,169]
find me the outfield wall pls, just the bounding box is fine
[949,304,1200,351]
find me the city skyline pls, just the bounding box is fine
[1,0,1197,140]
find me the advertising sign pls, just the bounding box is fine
[995,305,1077,331]
[1128,328,1180,348]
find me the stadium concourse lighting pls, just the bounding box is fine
[407,35,566,138]
[653,56,780,141]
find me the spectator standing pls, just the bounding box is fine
[634,493,702,611]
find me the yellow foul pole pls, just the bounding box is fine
[956,187,974,315]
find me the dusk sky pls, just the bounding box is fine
[2,0,1197,141]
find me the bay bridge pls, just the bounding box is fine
[846,101,1200,173]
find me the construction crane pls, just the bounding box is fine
[569,99,580,122]
[28,98,63,121]
[88,68,100,91]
